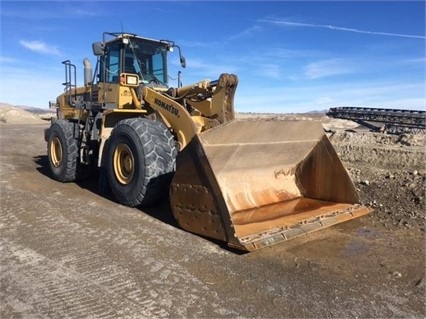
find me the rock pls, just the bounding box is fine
[415,277,424,288]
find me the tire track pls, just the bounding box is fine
[1,182,236,318]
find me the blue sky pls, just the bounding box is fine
[0,1,425,113]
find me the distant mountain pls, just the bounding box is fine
[0,102,14,109]
[14,105,52,114]
[306,109,328,114]
[0,103,53,114]
[237,109,329,116]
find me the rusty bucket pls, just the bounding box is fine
[170,120,371,251]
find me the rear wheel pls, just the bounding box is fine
[106,118,177,207]
[47,120,80,182]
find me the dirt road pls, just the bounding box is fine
[1,124,425,318]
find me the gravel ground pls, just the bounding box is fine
[330,131,425,232]
[0,120,425,319]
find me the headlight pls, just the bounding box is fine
[120,73,139,86]
[126,75,138,85]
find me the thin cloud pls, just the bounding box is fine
[68,7,101,17]
[265,47,322,59]
[185,58,238,77]
[304,59,355,79]
[1,3,105,20]
[19,40,61,56]
[229,25,263,41]
[177,40,221,49]
[261,19,426,40]
[252,63,281,79]
[403,57,426,64]
[0,56,17,63]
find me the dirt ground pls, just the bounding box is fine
[0,116,425,318]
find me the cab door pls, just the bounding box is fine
[96,41,121,108]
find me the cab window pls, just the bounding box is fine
[105,42,120,82]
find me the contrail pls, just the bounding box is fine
[261,20,426,40]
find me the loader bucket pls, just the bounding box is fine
[170,120,372,251]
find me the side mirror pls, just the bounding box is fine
[160,40,187,68]
[92,42,104,56]
[180,56,186,68]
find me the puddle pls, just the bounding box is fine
[341,239,370,257]
[341,226,384,257]
[356,227,384,239]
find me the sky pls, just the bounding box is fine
[0,1,425,113]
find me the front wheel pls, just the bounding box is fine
[106,118,177,207]
[47,120,80,182]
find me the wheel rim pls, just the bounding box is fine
[113,143,135,185]
[50,136,63,168]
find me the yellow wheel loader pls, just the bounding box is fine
[45,32,371,251]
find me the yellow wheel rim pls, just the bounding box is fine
[50,136,63,168]
[113,143,135,185]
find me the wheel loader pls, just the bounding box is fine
[44,31,371,251]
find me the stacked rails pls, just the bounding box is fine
[327,106,426,134]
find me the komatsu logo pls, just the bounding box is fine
[154,98,179,117]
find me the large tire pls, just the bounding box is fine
[106,118,177,207]
[47,120,80,182]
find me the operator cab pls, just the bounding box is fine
[92,32,185,88]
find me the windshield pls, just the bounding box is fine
[124,38,169,86]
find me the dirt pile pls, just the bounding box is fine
[0,104,53,125]
[329,131,425,231]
